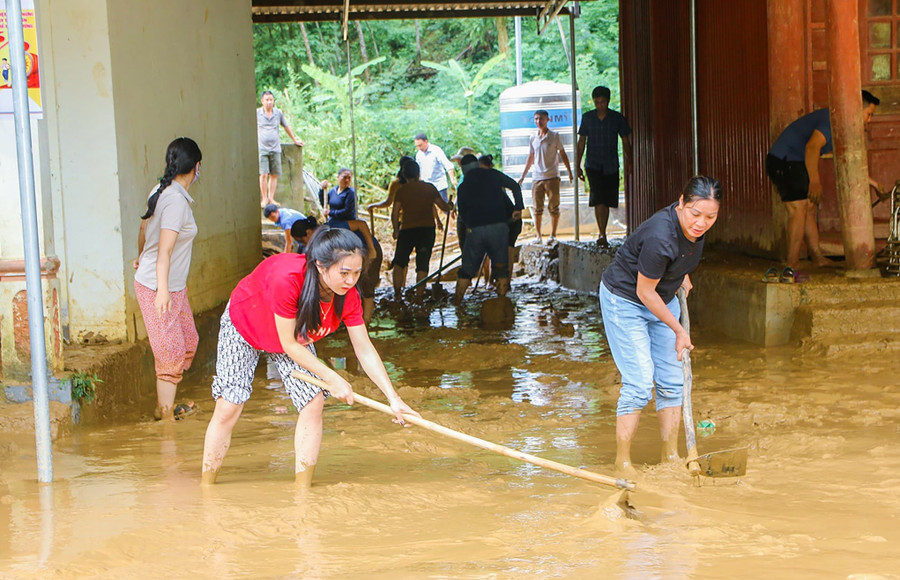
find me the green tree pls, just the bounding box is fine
[421,54,512,115]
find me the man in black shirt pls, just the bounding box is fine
[453,154,524,304]
[576,86,632,247]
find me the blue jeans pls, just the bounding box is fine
[599,282,683,416]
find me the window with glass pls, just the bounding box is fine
[867,0,900,82]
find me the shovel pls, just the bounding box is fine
[677,288,748,479]
[290,369,636,493]
[432,197,454,298]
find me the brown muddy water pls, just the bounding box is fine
[1,281,899,578]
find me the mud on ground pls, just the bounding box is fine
[1,280,898,578]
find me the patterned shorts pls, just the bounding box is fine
[211,304,327,411]
[134,280,199,384]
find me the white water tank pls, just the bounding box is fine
[500,81,587,233]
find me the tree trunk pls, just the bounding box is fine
[356,21,371,82]
[366,22,382,73]
[415,20,422,59]
[315,22,336,75]
[332,23,345,72]
[495,17,509,55]
[299,23,318,86]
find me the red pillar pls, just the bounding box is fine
[767,0,806,138]
[825,0,875,270]
[767,0,807,258]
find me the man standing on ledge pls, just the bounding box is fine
[258,90,304,208]
[576,86,632,247]
[765,90,881,269]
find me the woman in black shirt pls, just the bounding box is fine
[599,175,722,476]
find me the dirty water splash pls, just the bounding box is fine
[1,280,898,578]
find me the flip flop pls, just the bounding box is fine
[780,267,795,283]
[761,267,779,283]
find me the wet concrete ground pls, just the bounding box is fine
[1,279,898,578]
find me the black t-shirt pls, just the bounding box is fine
[601,203,704,304]
[458,167,524,228]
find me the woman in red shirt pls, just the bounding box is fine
[201,227,419,486]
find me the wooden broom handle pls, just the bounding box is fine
[290,370,635,491]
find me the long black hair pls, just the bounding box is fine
[682,175,723,204]
[396,155,416,184]
[141,137,202,219]
[296,226,365,341]
[401,158,421,181]
[290,216,319,245]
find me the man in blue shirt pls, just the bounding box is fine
[264,204,307,254]
[766,90,880,268]
[576,86,632,247]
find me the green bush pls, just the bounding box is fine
[70,371,103,404]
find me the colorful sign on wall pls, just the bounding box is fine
[0,0,42,117]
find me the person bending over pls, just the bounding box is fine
[201,227,419,486]
[599,176,721,476]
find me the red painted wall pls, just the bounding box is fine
[620,0,899,257]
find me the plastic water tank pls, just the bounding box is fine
[500,81,582,227]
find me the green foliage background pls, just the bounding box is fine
[253,3,620,204]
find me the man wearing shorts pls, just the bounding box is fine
[576,86,632,247]
[258,90,304,208]
[766,90,880,269]
[518,110,574,244]
[453,154,523,305]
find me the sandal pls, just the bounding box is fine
[761,267,779,283]
[780,267,795,283]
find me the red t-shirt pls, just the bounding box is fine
[228,253,364,352]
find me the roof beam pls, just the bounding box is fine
[251,2,572,23]
[536,0,568,35]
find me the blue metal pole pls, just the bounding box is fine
[569,9,579,241]
[6,0,54,483]
[515,16,523,85]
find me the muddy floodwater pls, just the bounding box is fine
[2,280,898,578]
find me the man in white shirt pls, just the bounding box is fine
[518,110,573,244]
[414,133,458,201]
[414,133,458,231]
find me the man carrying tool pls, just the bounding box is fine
[453,154,523,305]
[391,160,453,301]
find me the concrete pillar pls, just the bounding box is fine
[0,107,63,381]
[824,0,875,269]
[278,144,307,214]
[0,259,63,381]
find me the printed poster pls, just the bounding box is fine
[0,0,42,116]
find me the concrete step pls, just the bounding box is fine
[792,300,900,341]
[794,278,900,305]
[800,331,900,357]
